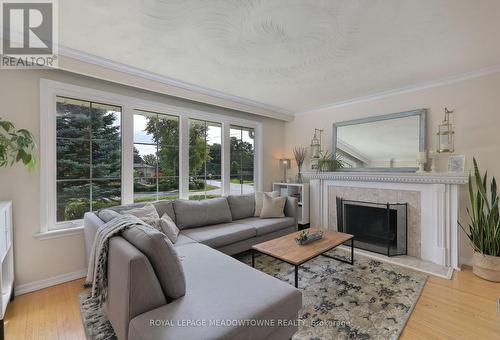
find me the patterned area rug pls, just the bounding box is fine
[78,249,427,340]
[238,249,427,340]
[78,293,116,340]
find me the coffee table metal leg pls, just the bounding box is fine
[295,265,298,288]
[350,237,354,265]
[252,250,255,268]
[320,237,355,265]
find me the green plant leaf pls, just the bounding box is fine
[462,158,500,256]
[0,118,37,171]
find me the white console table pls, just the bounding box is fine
[303,172,468,270]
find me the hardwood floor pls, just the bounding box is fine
[401,267,500,340]
[5,278,86,340]
[4,267,500,340]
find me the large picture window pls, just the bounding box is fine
[230,125,255,195]
[133,110,179,202]
[41,80,260,234]
[189,119,222,200]
[56,96,121,222]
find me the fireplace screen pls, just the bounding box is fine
[336,198,407,256]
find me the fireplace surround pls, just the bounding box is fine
[304,171,468,276]
[336,198,407,257]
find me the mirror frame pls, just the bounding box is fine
[332,109,427,172]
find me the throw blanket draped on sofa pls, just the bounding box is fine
[85,214,152,304]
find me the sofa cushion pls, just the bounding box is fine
[173,197,232,229]
[128,243,302,340]
[181,223,256,248]
[227,193,255,220]
[122,225,186,300]
[237,217,295,236]
[102,202,147,214]
[154,200,176,221]
[159,213,179,243]
[97,201,175,221]
[98,209,121,223]
[260,194,286,218]
[254,191,279,216]
[121,204,162,231]
[173,234,197,247]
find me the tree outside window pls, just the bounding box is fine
[189,119,222,200]
[56,96,121,222]
[230,126,255,195]
[133,111,179,202]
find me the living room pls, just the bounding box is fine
[0,1,499,339]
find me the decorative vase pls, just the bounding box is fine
[296,165,303,183]
[472,251,500,282]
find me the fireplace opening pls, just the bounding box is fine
[336,198,407,256]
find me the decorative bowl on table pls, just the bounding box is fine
[295,230,323,245]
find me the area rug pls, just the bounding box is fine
[78,293,116,340]
[78,249,427,340]
[237,249,427,340]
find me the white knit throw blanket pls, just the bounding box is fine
[85,214,152,304]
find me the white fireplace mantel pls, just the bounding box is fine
[303,171,469,185]
[303,171,469,274]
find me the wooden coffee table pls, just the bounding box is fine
[252,228,354,288]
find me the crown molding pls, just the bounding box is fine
[57,45,500,119]
[303,171,469,185]
[58,46,295,122]
[296,63,500,116]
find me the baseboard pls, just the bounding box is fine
[459,256,472,267]
[15,269,87,296]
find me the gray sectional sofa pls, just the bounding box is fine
[83,194,302,340]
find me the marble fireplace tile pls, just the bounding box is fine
[328,186,421,258]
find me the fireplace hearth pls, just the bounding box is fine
[336,198,407,256]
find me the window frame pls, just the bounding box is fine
[55,96,123,223]
[188,118,223,200]
[230,125,256,196]
[39,79,262,235]
[133,109,180,203]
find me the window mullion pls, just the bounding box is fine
[89,102,93,211]
[121,106,134,204]
[156,115,160,201]
[179,116,189,199]
[221,122,231,197]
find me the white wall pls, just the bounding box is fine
[284,71,500,263]
[0,69,286,289]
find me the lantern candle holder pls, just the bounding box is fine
[437,108,455,153]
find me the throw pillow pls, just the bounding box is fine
[122,224,186,299]
[160,213,180,243]
[98,209,121,223]
[260,193,286,218]
[254,191,279,216]
[120,204,161,231]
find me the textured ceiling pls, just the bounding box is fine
[60,0,500,114]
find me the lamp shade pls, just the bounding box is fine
[279,159,291,169]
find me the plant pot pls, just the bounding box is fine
[472,251,500,282]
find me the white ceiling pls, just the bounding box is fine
[60,0,500,115]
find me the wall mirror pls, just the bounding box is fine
[332,109,427,172]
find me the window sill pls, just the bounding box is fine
[34,226,84,241]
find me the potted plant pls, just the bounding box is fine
[460,158,500,281]
[316,151,344,172]
[0,118,37,170]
